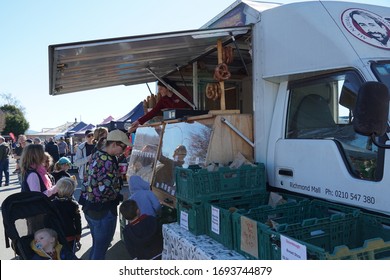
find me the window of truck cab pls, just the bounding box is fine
[286,70,385,181]
[371,61,390,91]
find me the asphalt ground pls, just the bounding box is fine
[0,158,130,260]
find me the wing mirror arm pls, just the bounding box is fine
[370,134,390,149]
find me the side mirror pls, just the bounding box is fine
[353,81,390,148]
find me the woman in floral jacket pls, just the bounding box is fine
[80,130,131,260]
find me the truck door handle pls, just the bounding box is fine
[279,169,293,176]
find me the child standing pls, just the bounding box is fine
[51,177,82,252]
[51,157,72,183]
[30,228,77,260]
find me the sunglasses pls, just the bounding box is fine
[117,142,127,150]
[86,134,94,138]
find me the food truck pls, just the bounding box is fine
[49,1,390,259]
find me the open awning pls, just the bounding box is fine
[48,26,251,96]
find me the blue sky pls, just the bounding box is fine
[0,0,388,132]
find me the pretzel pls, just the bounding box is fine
[206,83,222,101]
[222,46,234,64]
[143,100,148,114]
[213,63,231,82]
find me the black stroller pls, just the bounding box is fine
[2,191,77,260]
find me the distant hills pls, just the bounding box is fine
[25,129,39,134]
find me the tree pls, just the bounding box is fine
[0,104,29,137]
[0,93,26,114]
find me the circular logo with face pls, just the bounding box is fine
[342,8,390,50]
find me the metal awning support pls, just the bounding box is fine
[230,33,249,76]
[221,117,254,147]
[146,83,153,95]
[146,67,196,109]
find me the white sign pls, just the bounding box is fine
[281,235,307,260]
[211,206,220,235]
[180,211,189,230]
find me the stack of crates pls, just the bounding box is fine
[232,199,361,259]
[175,163,267,236]
[203,193,307,249]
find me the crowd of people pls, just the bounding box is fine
[2,128,163,260]
[2,78,193,260]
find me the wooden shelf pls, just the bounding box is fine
[152,186,176,208]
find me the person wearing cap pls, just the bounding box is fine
[79,129,131,260]
[51,156,72,183]
[128,78,193,133]
[73,129,95,182]
[0,136,10,187]
[33,137,43,145]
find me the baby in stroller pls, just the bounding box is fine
[31,228,77,260]
[2,191,78,260]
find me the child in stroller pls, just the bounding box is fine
[31,228,76,260]
[2,191,78,260]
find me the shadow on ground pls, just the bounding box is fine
[79,240,130,260]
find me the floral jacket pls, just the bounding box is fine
[82,150,122,207]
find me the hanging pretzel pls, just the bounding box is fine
[222,46,234,64]
[213,63,231,82]
[206,83,221,101]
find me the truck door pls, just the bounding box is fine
[274,70,389,214]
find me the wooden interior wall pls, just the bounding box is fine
[205,114,253,165]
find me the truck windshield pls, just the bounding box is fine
[371,62,390,91]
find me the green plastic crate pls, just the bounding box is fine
[326,238,390,260]
[264,214,359,260]
[176,163,266,204]
[232,199,360,259]
[176,198,208,236]
[204,193,270,249]
[322,212,390,260]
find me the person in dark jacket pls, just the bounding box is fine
[0,136,10,186]
[51,157,72,183]
[45,137,60,165]
[119,199,162,260]
[52,177,81,252]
